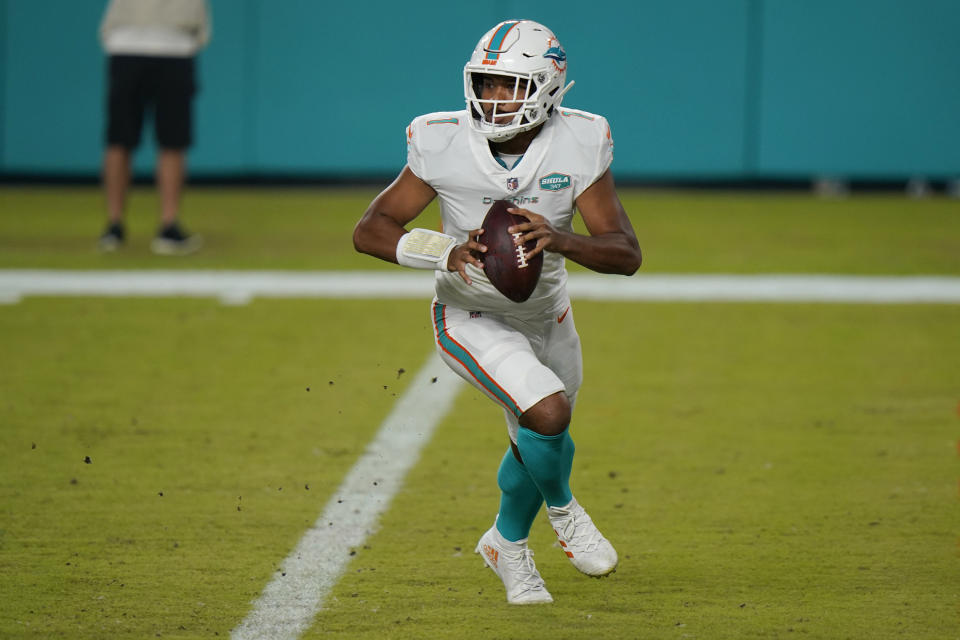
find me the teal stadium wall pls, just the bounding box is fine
[1,0,958,181]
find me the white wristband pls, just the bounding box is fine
[396,228,457,271]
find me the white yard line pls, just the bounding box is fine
[1,269,959,303]
[231,351,463,640]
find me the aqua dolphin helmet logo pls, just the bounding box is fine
[543,38,566,70]
[543,46,566,63]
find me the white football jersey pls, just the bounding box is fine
[406,107,614,315]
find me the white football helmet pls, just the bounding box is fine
[464,20,575,142]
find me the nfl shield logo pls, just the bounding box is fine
[506,177,519,191]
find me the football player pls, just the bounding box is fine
[353,19,641,604]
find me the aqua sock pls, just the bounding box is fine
[515,427,575,507]
[495,447,544,542]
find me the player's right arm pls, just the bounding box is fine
[353,166,438,263]
[352,166,487,282]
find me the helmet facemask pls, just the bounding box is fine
[465,71,561,142]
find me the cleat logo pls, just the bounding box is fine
[554,530,575,558]
[482,544,499,568]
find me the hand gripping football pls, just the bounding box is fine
[477,200,543,303]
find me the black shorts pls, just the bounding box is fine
[106,55,197,150]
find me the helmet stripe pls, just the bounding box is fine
[482,20,520,65]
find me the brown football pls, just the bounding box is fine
[477,200,543,303]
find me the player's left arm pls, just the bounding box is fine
[508,168,641,275]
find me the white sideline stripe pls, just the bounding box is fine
[1,269,960,303]
[231,351,463,640]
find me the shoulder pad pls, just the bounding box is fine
[410,111,467,154]
[554,108,609,147]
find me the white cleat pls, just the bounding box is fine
[547,497,619,577]
[475,525,553,605]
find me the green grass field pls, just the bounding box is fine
[1,186,958,639]
[1,186,958,273]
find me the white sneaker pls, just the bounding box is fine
[547,497,618,577]
[475,525,553,605]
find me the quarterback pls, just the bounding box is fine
[353,19,641,604]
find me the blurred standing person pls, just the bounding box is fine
[97,0,210,254]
